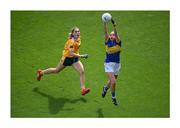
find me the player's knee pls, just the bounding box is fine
[111,78,116,85]
[79,70,84,76]
[54,68,60,73]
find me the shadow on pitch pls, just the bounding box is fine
[33,87,87,115]
[97,108,104,117]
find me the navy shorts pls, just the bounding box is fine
[63,57,79,66]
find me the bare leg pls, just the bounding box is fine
[72,61,90,95]
[72,61,85,88]
[106,80,111,88]
[107,73,116,93]
[106,75,118,89]
[107,73,118,105]
[42,61,65,75]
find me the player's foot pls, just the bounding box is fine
[37,69,43,81]
[81,88,90,96]
[102,86,107,98]
[112,98,118,106]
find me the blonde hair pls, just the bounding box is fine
[110,31,115,34]
[69,26,79,39]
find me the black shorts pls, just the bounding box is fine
[63,57,79,66]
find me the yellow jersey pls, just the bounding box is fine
[62,37,81,58]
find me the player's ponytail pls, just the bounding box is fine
[69,33,74,39]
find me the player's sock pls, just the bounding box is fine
[111,91,116,98]
[111,92,118,106]
[102,85,109,98]
[104,85,109,92]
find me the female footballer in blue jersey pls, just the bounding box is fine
[102,18,122,106]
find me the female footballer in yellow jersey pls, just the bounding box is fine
[37,27,90,96]
[102,18,122,105]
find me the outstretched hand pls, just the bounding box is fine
[111,18,116,27]
[80,54,88,59]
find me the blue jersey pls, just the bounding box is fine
[105,38,122,63]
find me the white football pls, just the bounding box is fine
[102,13,112,23]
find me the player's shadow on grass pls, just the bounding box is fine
[33,87,87,115]
[97,108,104,117]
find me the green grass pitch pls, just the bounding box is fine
[11,11,169,117]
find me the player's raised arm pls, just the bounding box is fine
[111,18,120,42]
[104,22,109,42]
[102,13,121,106]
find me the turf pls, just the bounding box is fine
[11,11,169,117]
